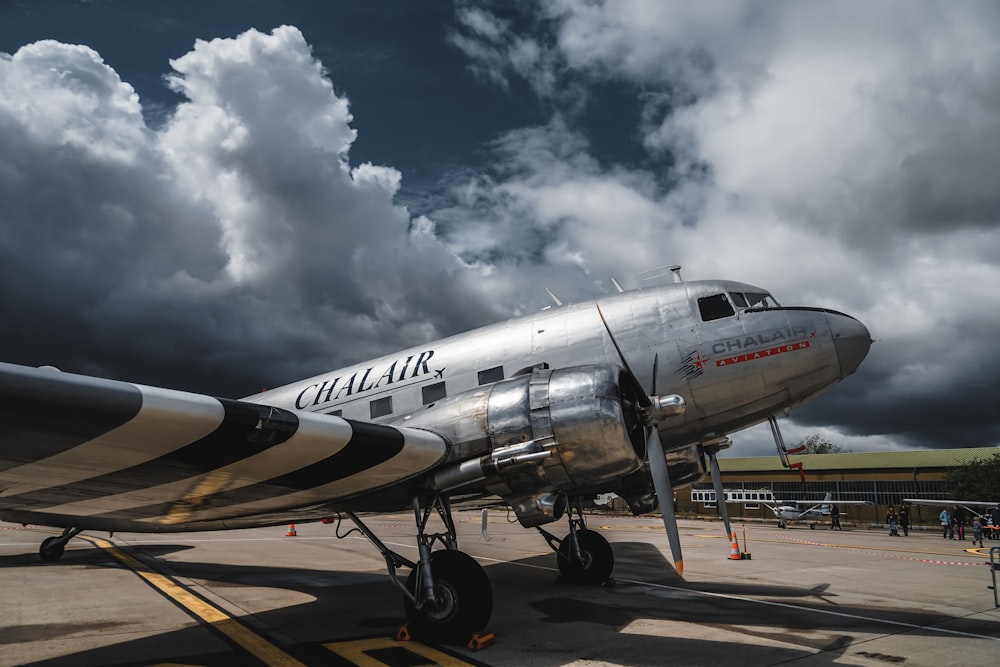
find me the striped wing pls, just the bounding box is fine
[0,362,446,532]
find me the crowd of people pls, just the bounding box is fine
[873,503,1000,546]
[934,504,1000,547]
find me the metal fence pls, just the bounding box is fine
[680,479,953,527]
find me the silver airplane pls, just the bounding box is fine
[0,270,871,643]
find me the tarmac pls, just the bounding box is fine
[1,513,998,666]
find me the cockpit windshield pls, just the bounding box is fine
[697,290,781,322]
[740,292,780,309]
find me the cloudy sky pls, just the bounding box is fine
[1,1,998,457]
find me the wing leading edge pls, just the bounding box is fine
[0,362,447,532]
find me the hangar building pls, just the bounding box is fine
[679,446,999,529]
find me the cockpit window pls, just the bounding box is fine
[698,294,736,321]
[743,292,780,308]
[730,292,748,308]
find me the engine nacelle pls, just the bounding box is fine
[400,364,649,525]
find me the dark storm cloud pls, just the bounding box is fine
[0,29,504,397]
[1,3,997,455]
[439,1,1000,453]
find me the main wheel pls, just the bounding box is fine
[557,528,614,585]
[39,536,65,562]
[404,550,492,644]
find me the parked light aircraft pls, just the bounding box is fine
[763,492,851,529]
[0,269,871,642]
[903,498,1000,522]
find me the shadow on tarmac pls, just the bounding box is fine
[6,538,995,667]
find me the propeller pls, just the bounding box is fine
[596,305,686,576]
[705,441,733,543]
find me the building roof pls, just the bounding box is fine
[718,446,1000,473]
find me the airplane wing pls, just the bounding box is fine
[0,362,447,532]
[903,498,998,507]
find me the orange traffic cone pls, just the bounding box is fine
[729,531,743,560]
[286,523,297,537]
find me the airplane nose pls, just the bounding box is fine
[830,314,871,377]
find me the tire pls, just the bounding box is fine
[557,528,614,585]
[404,550,492,644]
[39,536,65,562]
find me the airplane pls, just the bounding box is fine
[762,492,869,529]
[903,498,1000,525]
[0,268,871,643]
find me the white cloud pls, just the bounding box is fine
[436,1,1000,450]
[0,26,502,394]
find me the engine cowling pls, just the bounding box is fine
[398,364,650,525]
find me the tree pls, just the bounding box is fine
[794,434,846,454]
[945,451,1000,501]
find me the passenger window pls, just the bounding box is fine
[477,366,504,386]
[698,294,735,321]
[421,381,447,405]
[370,396,392,419]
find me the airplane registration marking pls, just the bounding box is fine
[323,637,482,667]
[79,535,307,667]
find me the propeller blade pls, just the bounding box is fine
[595,304,650,407]
[646,427,683,576]
[708,451,732,541]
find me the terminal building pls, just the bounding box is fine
[679,446,999,529]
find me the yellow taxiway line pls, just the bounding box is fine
[80,535,307,667]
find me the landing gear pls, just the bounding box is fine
[539,497,614,585]
[339,494,492,644]
[404,549,492,643]
[778,521,787,529]
[39,527,81,562]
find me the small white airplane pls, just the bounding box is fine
[765,493,839,529]
[0,268,871,642]
[765,493,872,529]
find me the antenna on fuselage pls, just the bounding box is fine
[610,277,625,293]
[545,288,563,307]
[638,264,683,284]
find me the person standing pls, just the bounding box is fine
[940,507,952,539]
[830,504,842,530]
[954,506,967,541]
[972,514,984,548]
[898,504,910,536]
[886,507,898,536]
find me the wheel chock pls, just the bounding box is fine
[394,624,412,642]
[467,630,496,650]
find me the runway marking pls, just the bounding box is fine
[324,637,482,666]
[79,535,307,667]
[760,533,990,566]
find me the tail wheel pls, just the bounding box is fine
[557,528,614,585]
[39,536,65,562]
[404,550,492,644]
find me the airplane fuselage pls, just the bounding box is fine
[253,279,868,454]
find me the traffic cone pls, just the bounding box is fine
[286,523,297,537]
[729,531,743,560]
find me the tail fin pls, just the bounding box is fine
[819,492,833,515]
